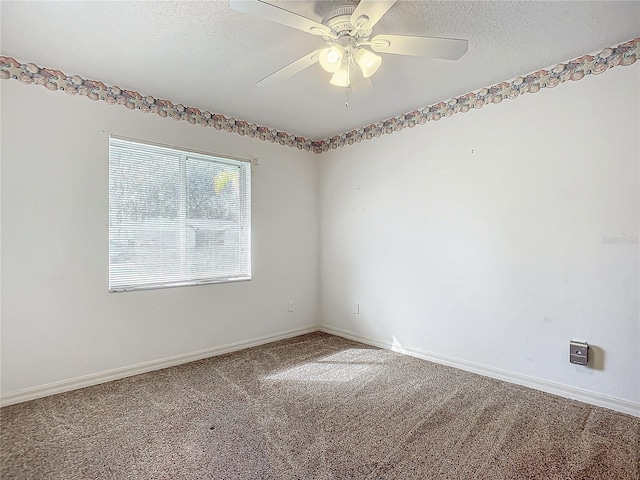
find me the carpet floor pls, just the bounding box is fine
[1,332,639,479]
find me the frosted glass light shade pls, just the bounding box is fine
[330,66,350,87]
[319,45,345,73]
[355,48,382,78]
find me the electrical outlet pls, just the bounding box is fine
[570,341,588,366]
[353,303,360,315]
[288,300,294,312]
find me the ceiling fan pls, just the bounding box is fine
[229,0,469,89]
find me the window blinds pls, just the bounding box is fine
[108,136,251,292]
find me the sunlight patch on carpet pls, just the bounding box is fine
[265,348,391,381]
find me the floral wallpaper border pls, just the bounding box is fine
[1,36,638,155]
[321,37,639,152]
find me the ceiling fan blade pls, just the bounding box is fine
[257,49,323,87]
[370,34,468,60]
[350,0,397,30]
[230,0,332,37]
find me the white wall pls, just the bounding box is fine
[2,63,638,411]
[319,64,640,404]
[1,80,319,395]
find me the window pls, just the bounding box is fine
[108,136,251,292]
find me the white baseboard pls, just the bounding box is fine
[1,325,319,407]
[5,324,638,418]
[319,325,640,418]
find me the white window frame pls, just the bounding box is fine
[108,135,251,292]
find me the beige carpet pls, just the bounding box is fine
[1,332,638,479]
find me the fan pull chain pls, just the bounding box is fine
[345,65,352,108]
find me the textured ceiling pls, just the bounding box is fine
[1,1,639,139]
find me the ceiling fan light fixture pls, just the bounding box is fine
[319,44,345,73]
[231,0,470,90]
[329,65,350,87]
[355,48,382,78]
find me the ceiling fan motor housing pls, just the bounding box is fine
[322,3,372,40]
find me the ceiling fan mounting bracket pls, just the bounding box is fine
[322,4,356,26]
